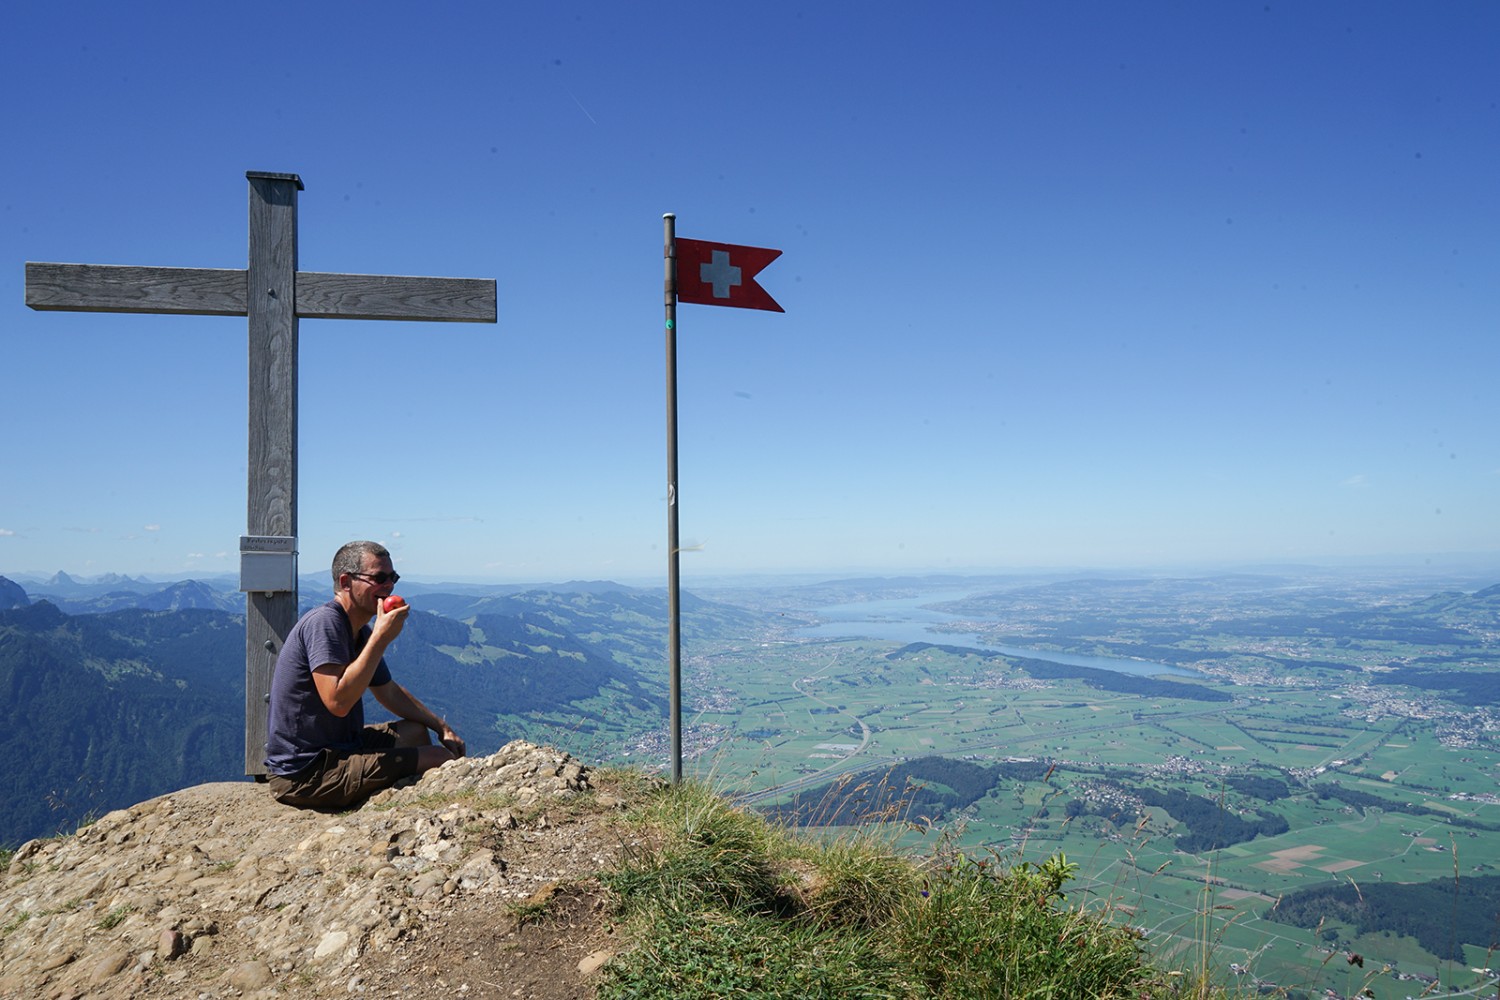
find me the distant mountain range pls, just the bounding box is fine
[7,570,652,604]
[8,568,1499,849]
[0,574,768,847]
[23,578,245,615]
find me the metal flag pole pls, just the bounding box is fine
[663,212,683,784]
[661,217,783,784]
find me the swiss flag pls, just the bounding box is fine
[675,238,784,313]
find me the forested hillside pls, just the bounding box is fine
[0,579,735,846]
[1267,875,1500,961]
[0,601,244,845]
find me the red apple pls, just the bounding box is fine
[382,595,407,613]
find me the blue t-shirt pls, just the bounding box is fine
[264,600,393,776]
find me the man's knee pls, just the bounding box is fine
[392,720,433,747]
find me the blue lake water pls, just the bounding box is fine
[801,592,1199,678]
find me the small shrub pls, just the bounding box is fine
[786,833,918,930]
[892,852,1157,999]
[606,781,781,914]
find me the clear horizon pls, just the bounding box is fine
[5,4,1497,583]
[7,550,1500,593]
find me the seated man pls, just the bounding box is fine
[264,540,465,808]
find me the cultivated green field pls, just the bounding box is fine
[651,582,1500,998]
[497,572,1500,997]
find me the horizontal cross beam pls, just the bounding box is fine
[25,262,497,323]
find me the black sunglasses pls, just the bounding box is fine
[349,571,400,585]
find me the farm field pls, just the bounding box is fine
[641,572,1500,998]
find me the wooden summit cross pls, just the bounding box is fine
[25,171,497,775]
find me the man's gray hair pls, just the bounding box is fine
[332,540,391,587]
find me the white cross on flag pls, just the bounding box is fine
[675,237,784,313]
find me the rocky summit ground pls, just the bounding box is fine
[1,742,654,1000]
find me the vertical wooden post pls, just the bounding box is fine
[243,172,303,775]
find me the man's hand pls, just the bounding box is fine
[438,723,466,758]
[371,596,409,641]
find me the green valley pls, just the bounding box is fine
[603,572,1500,1000]
[6,566,1500,997]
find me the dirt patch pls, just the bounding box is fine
[1270,844,1327,861]
[331,872,622,999]
[1253,844,1327,874]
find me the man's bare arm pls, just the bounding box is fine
[372,682,466,757]
[310,604,408,717]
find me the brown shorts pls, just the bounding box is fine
[267,722,420,809]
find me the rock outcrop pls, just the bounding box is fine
[1,741,633,999]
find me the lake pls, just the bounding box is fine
[800,592,1200,678]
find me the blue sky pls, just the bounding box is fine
[3,2,1497,584]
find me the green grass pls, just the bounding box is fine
[663,634,1500,995]
[595,778,1235,999]
[96,905,133,930]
